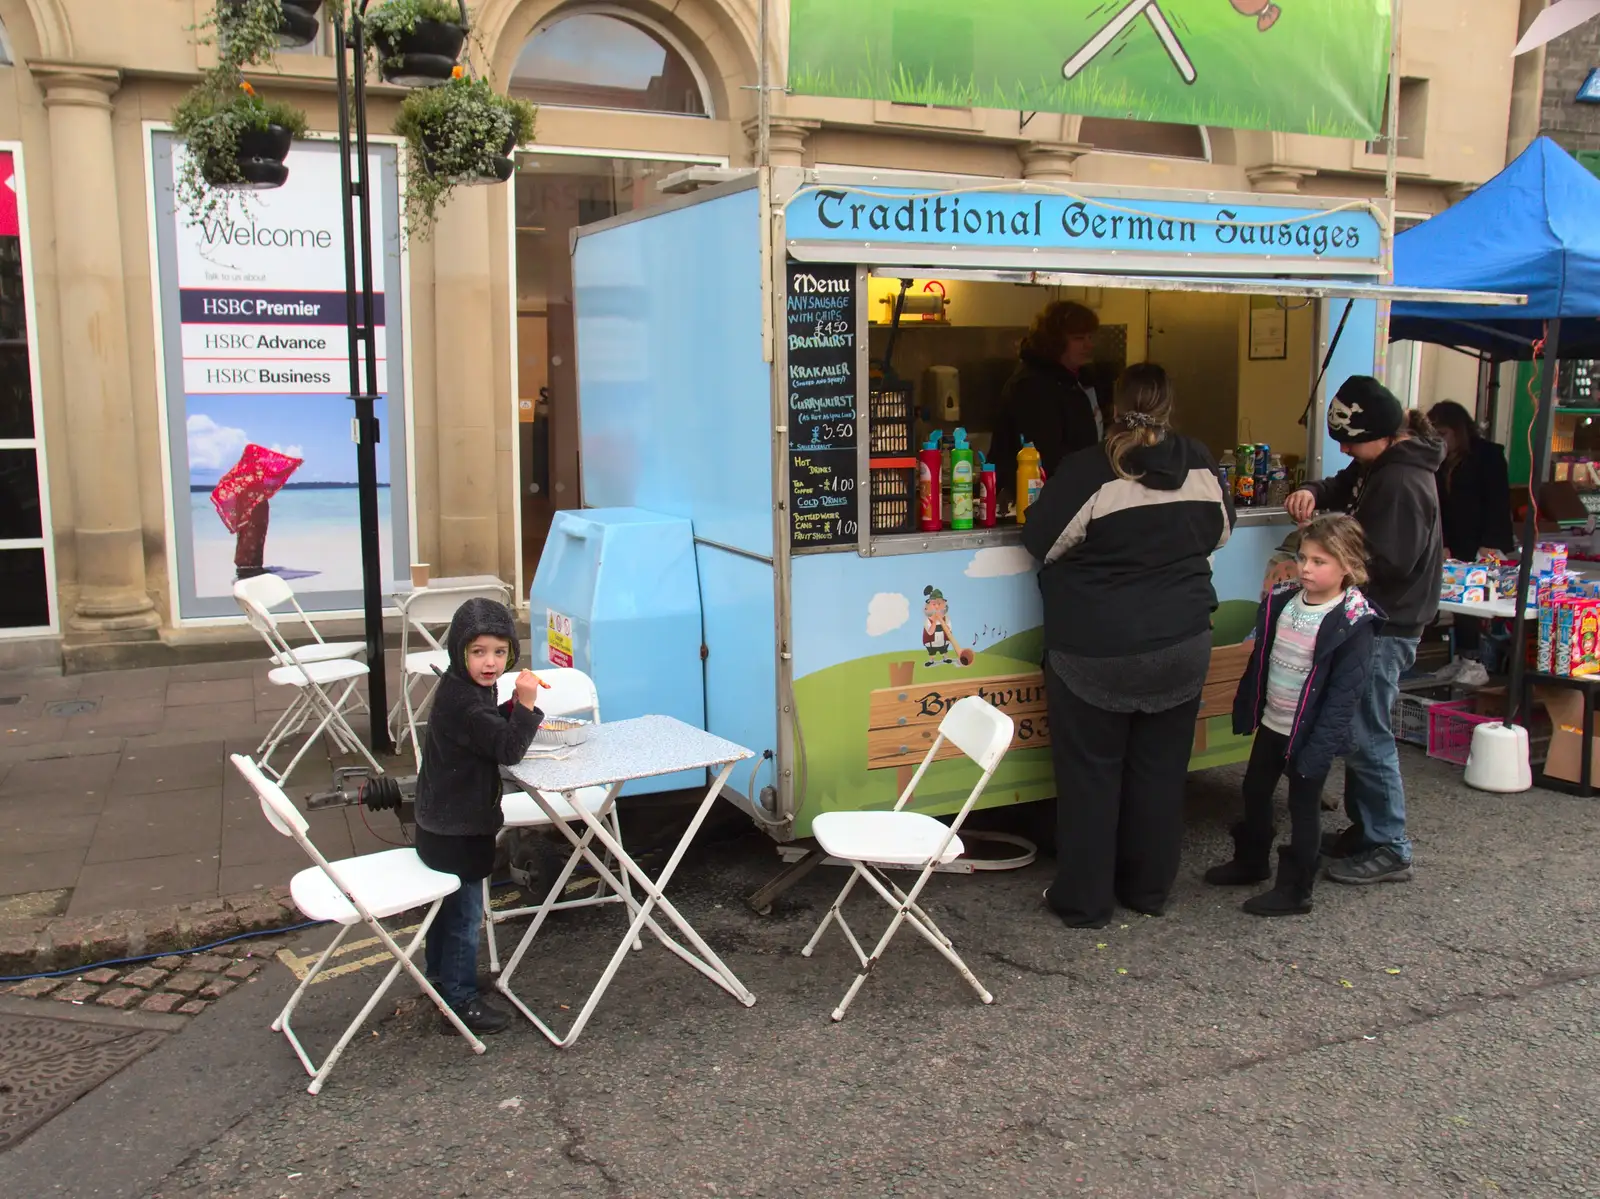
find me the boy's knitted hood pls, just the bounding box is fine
[444,598,520,684]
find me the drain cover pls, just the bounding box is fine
[43,699,99,718]
[0,1014,167,1151]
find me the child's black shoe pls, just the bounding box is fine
[443,995,511,1036]
[1242,848,1314,917]
[1203,823,1271,886]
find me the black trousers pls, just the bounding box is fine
[1239,726,1327,870]
[1045,668,1202,925]
[1453,614,1483,655]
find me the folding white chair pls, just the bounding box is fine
[229,754,486,1094]
[801,695,1014,1021]
[389,583,513,769]
[234,574,368,669]
[482,667,638,972]
[235,584,383,784]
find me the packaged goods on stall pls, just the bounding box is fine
[1497,562,1519,599]
[1539,600,1557,672]
[1535,542,1569,578]
[1570,600,1600,677]
[1235,469,1257,507]
[1556,601,1577,674]
[1440,560,1469,602]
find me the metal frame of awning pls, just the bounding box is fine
[852,265,1526,308]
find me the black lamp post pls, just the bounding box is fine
[329,0,392,755]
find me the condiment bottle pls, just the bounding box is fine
[1016,441,1043,525]
[918,432,943,531]
[979,453,998,528]
[950,427,974,530]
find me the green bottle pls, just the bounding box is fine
[950,427,974,530]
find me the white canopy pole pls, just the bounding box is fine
[1514,0,1600,55]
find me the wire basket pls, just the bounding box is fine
[1392,691,1453,746]
[870,459,917,534]
[1426,700,1496,765]
[869,384,915,457]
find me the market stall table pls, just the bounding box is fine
[495,715,756,1046]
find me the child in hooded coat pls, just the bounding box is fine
[414,597,544,1035]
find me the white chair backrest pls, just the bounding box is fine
[402,585,513,653]
[939,696,1015,773]
[236,573,296,613]
[231,753,310,838]
[495,666,600,722]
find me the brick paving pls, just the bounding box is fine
[0,656,417,972]
[8,939,284,1019]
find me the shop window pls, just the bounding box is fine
[511,11,710,116]
[1367,77,1428,158]
[1078,117,1208,160]
[0,149,52,632]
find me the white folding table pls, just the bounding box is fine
[495,714,756,1046]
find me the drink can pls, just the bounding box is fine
[1234,470,1256,506]
[1236,444,1255,471]
[1255,443,1271,476]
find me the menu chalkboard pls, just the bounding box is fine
[787,263,859,551]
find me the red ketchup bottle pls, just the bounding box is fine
[978,453,998,527]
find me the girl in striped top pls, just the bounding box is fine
[1208,515,1379,917]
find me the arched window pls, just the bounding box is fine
[1078,117,1208,161]
[511,10,710,117]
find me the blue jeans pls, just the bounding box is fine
[424,879,484,1009]
[1343,634,1417,862]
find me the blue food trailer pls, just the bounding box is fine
[527,166,1520,892]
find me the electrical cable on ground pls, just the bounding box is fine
[0,921,324,984]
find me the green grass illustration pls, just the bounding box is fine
[788,0,1388,138]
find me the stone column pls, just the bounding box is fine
[431,185,501,577]
[1246,164,1315,195]
[36,65,158,633]
[1018,141,1092,182]
[743,118,819,168]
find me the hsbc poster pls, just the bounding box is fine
[149,134,412,620]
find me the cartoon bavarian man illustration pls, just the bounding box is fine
[921,586,973,668]
[1230,0,1281,32]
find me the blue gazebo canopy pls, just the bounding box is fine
[1391,137,1600,359]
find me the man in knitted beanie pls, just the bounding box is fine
[1285,375,1444,886]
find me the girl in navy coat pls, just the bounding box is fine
[1207,515,1378,916]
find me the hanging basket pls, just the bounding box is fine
[373,19,468,87]
[203,124,294,191]
[277,0,324,48]
[418,129,515,186]
[219,0,323,51]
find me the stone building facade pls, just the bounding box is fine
[0,0,1532,668]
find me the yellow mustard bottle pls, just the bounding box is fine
[1016,441,1043,525]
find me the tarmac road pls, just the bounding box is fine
[2,753,1597,1198]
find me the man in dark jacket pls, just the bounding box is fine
[415,597,544,1034]
[989,300,1103,492]
[1286,375,1444,886]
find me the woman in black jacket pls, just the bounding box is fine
[1022,363,1234,928]
[989,300,1103,492]
[1428,400,1515,675]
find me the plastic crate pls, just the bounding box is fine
[1426,700,1497,765]
[869,459,917,534]
[869,384,915,457]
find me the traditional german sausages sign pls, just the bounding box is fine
[787,262,860,551]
